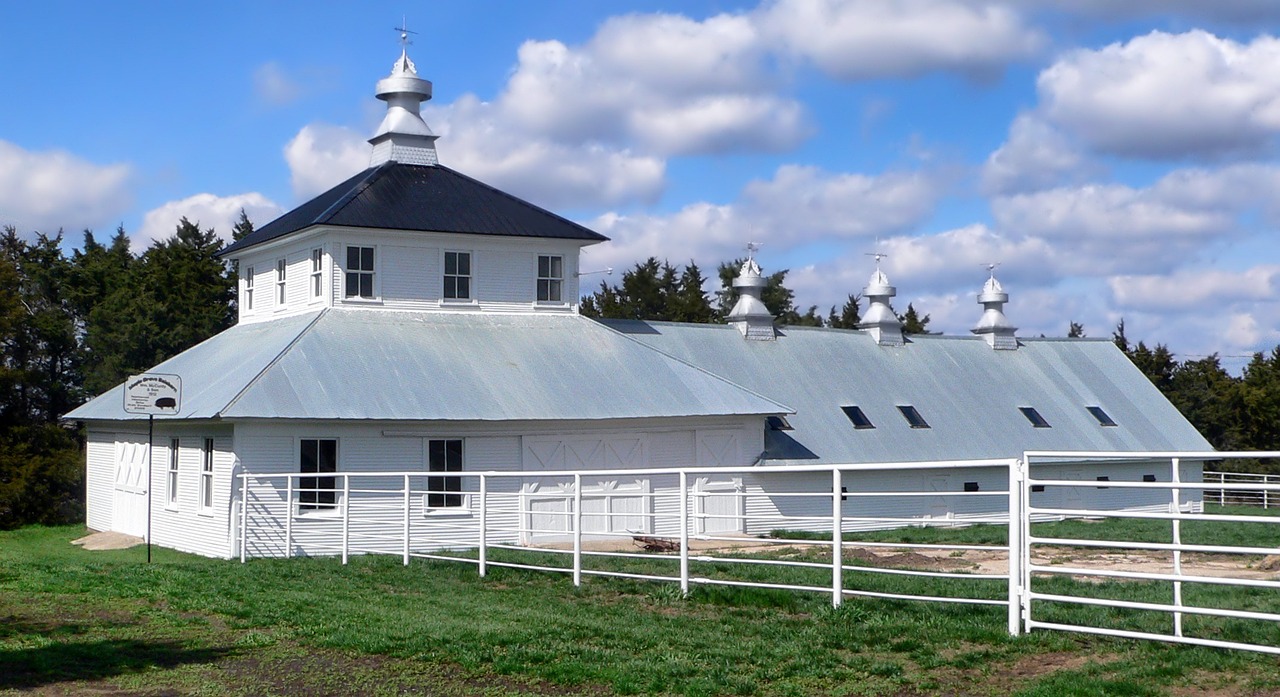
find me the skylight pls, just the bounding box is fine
[897,405,930,429]
[841,406,875,429]
[1086,406,1117,427]
[1019,407,1051,428]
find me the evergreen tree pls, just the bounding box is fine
[231,208,255,241]
[1168,355,1244,452]
[898,303,932,335]
[1068,321,1085,338]
[669,262,715,323]
[715,259,799,322]
[827,294,861,329]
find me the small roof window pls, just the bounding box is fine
[766,415,793,431]
[1019,407,1051,428]
[1086,406,1117,427]
[841,406,875,429]
[897,405,930,429]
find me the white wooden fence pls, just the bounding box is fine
[1204,470,1280,508]
[237,452,1280,655]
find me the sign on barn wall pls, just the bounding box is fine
[123,374,183,415]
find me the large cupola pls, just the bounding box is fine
[727,244,777,340]
[369,26,440,167]
[971,264,1018,350]
[857,253,905,347]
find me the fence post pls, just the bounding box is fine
[1266,473,1272,510]
[341,475,350,565]
[403,474,411,566]
[1008,457,1024,636]
[679,471,690,597]
[832,468,843,608]
[479,474,488,578]
[1171,457,1183,638]
[285,476,293,560]
[573,473,583,587]
[239,474,248,563]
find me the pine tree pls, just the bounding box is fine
[231,208,255,241]
[827,294,861,329]
[1068,321,1085,338]
[899,303,932,335]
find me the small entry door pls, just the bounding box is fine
[112,437,149,538]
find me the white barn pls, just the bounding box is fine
[66,44,1211,559]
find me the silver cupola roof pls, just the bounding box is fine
[369,29,439,167]
[726,245,777,340]
[857,254,905,347]
[971,265,1018,350]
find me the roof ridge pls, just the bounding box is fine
[217,309,328,417]
[434,164,606,240]
[312,161,394,226]
[586,316,795,415]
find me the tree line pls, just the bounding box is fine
[2,240,1276,529]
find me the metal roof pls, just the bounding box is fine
[599,320,1213,464]
[219,162,608,258]
[66,310,787,423]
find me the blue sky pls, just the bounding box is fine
[4,1,1280,370]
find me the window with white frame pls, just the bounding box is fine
[166,438,179,507]
[310,248,323,299]
[300,438,338,510]
[276,259,286,305]
[443,251,471,300]
[200,438,214,510]
[345,246,375,299]
[537,255,562,302]
[427,439,463,508]
[244,266,254,310]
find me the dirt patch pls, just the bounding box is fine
[1006,650,1102,679]
[71,531,143,551]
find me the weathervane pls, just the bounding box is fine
[983,262,1000,279]
[395,17,417,49]
[746,241,761,262]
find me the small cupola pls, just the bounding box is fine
[857,254,904,347]
[727,245,776,341]
[971,265,1018,350]
[369,27,440,167]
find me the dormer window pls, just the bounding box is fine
[538,255,563,302]
[444,251,471,300]
[345,246,375,299]
[276,259,286,305]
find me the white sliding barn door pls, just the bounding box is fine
[521,436,650,543]
[695,430,744,535]
[112,437,150,538]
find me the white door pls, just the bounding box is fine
[112,437,150,538]
[695,430,744,534]
[521,436,651,542]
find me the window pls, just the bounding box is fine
[444,251,471,300]
[244,266,254,310]
[963,482,980,492]
[1096,475,1110,489]
[537,255,563,302]
[1086,406,1117,427]
[167,438,180,507]
[300,439,338,510]
[345,246,375,299]
[310,248,323,298]
[897,405,930,429]
[276,258,287,305]
[1143,474,1157,483]
[841,406,875,429]
[428,439,463,508]
[200,438,214,510]
[1031,485,1046,493]
[1019,407,1051,428]
[766,415,793,431]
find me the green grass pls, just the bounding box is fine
[4,525,1280,696]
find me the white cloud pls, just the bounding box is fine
[137,192,283,252]
[982,114,1095,195]
[253,62,304,106]
[0,140,132,234]
[1109,266,1280,311]
[283,124,369,200]
[757,0,1046,80]
[1037,30,1280,159]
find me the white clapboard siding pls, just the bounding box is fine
[85,432,117,531]
[148,430,235,558]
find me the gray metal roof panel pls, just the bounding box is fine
[600,320,1212,464]
[64,311,322,422]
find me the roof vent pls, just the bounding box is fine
[857,254,904,347]
[369,27,440,167]
[971,265,1017,350]
[726,245,776,341]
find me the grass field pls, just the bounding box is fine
[3,523,1280,696]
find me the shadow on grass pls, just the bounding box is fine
[0,637,233,689]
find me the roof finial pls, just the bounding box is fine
[858,242,904,347]
[746,241,761,263]
[972,264,1017,350]
[984,261,999,280]
[395,18,416,49]
[369,20,438,166]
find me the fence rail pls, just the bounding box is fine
[1205,470,1280,508]
[236,452,1280,655]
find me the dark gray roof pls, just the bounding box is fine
[65,310,787,422]
[600,320,1213,464]
[219,162,608,257]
